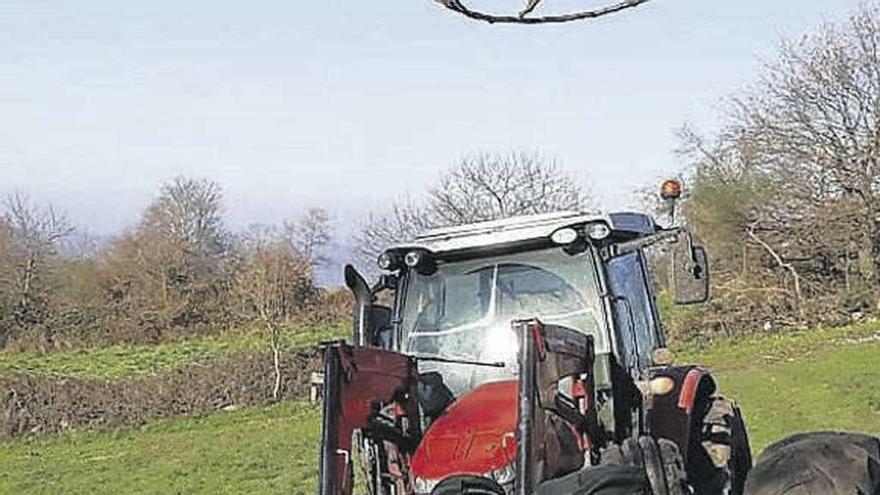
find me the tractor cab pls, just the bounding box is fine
[321,200,748,495]
[362,210,707,394]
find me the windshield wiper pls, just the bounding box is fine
[408,354,506,368]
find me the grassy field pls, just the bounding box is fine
[0,403,322,495]
[0,325,345,380]
[675,320,880,453]
[1,321,879,494]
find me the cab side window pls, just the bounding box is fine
[606,251,660,370]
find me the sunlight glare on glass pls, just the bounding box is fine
[481,324,519,363]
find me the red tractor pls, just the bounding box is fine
[319,194,750,494]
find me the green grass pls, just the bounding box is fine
[2,322,880,493]
[0,402,322,495]
[674,319,880,453]
[0,325,346,380]
[674,319,880,370]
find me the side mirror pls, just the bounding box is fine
[344,264,373,346]
[670,236,710,305]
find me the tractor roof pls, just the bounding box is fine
[387,211,658,257]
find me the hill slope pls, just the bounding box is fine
[2,324,879,494]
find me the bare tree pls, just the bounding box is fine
[0,216,14,337]
[670,3,880,332]
[731,4,880,293]
[0,193,73,339]
[355,152,591,275]
[429,152,589,225]
[235,228,315,401]
[141,177,228,258]
[104,177,233,334]
[283,207,332,268]
[435,0,651,25]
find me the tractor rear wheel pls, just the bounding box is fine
[689,396,752,495]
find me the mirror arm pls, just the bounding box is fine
[609,227,683,257]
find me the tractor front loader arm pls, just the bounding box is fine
[515,319,598,495]
[319,341,421,495]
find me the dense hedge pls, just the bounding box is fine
[1,348,323,439]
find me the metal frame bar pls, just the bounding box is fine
[515,320,538,495]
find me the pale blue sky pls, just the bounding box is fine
[0,0,864,236]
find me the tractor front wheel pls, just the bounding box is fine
[601,436,689,495]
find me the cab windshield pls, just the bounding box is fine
[400,247,606,395]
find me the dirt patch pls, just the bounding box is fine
[1,347,322,439]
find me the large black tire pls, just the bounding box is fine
[601,436,689,495]
[743,431,880,495]
[688,396,752,495]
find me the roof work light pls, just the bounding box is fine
[660,179,683,200]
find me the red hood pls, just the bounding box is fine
[410,380,518,480]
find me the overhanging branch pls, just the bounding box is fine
[435,0,651,25]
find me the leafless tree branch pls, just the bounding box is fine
[435,0,651,24]
[746,222,804,314]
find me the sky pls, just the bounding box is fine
[0,0,865,242]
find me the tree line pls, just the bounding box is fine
[0,154,588,351]
[669,3,880,337]
[0,177,333,350]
